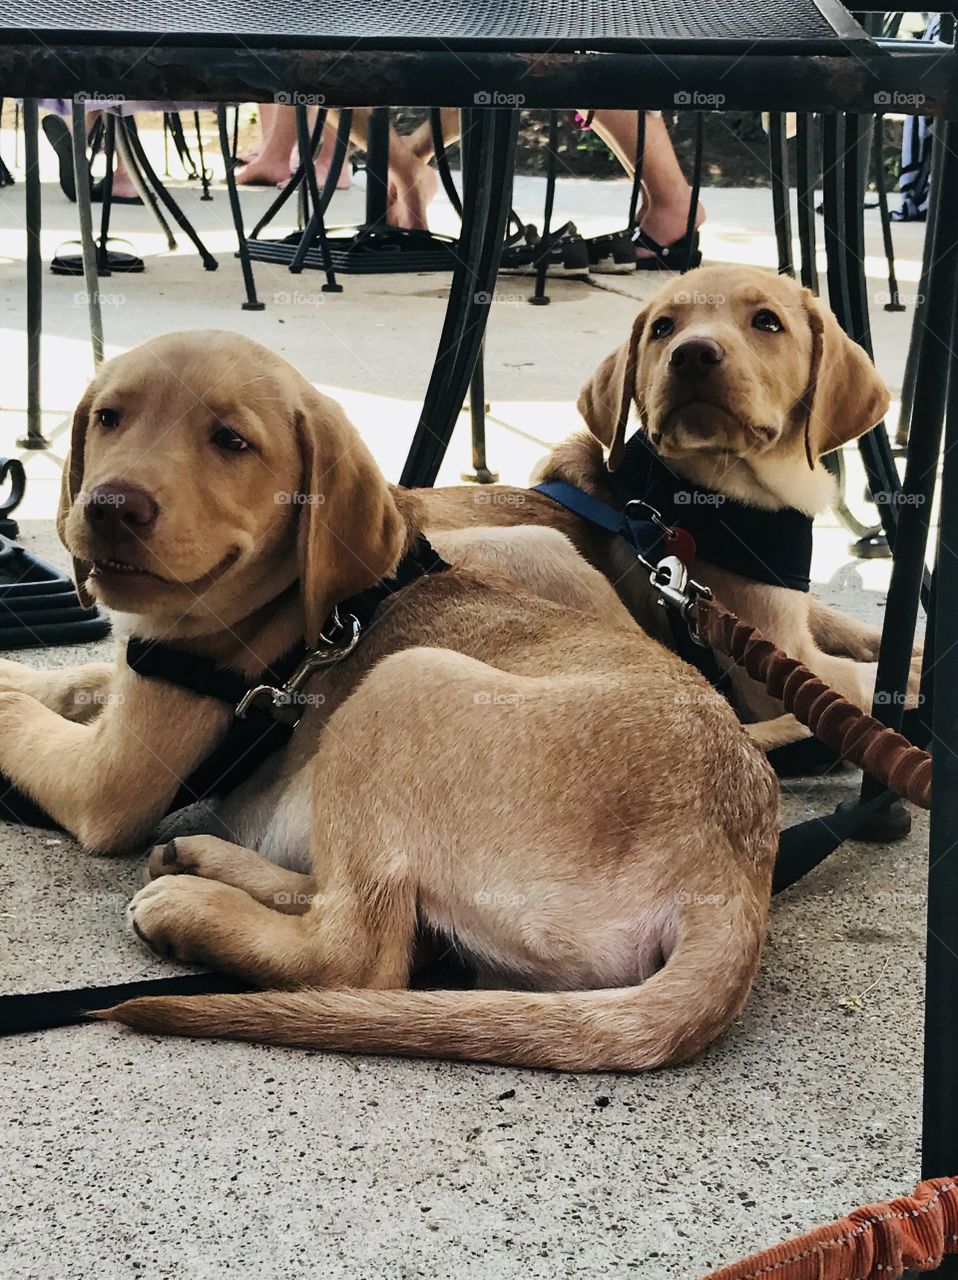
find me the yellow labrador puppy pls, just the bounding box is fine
[420,266,906,744]
[0,333,777,1071]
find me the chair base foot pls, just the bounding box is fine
[241,301,266,311]
[16,436,49,451]
[461,468,499,485]
[835,797,912,843]
[850,532,891,560]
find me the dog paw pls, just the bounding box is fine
[143,837,198,885]
[0,657,32,694]
[127,877,227,964]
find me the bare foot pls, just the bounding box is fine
[388,161,439,231]
[236,156,293,186]
[111,171,140,200]
[636,196,706,259]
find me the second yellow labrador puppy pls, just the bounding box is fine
[0,333,777,1071]
[420,266,906,744]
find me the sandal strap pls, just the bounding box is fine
[631,226,697,261]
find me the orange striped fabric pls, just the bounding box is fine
[701,1178,958,1280]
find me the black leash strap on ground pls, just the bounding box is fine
[0,972,253,1035]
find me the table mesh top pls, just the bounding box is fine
[0,0,866,52]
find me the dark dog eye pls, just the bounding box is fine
[650,316,675,340]
[753,309,783,333]
[96,408,121,429]
[212,426,250,453]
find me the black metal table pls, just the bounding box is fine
[2,3,957,1271]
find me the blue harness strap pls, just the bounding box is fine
[531,480,667,563]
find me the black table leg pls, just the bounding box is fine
[399,108,518,489]
[921,124,958,1233]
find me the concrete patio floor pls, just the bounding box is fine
[0,125,934,1279]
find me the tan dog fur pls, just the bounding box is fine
[0,332,777,1071]
[418,266,910,746]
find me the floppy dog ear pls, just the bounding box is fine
[576,307,648,471]
[294,389,406,646]
[800,290,890,467]
[57,384,95,607]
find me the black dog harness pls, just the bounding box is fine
[133,535,451,810]
[533,429,814,593]
[0,536,450,829]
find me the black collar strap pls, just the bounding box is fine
[604,431,813,593]
[125,535,450,811]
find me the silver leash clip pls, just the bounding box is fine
[650,555,713,647]
[235,608,362,721]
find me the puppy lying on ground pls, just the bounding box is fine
[421,266,907,746]
[0,333,777,1071]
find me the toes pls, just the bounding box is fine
[127,879,195,961]
[144,837,195,883]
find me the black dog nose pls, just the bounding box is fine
[668,337,726,372]
[83,482,158,537]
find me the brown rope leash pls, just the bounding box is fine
[694,598,932,809]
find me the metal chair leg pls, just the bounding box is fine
[121,118,218,271]
[97,113,116,275]
[462,341,497,484]
[70,100,104,368]
[897,129,941,449]
[18,100,47,450]
[682,112,704,273]
[431,108,463,217]
[193,111,212,200]
[868,120,957,742]
[289,105,342,290]
[400,108,519,488]
[768,112,794,276]
[840,113,905,541]
[216,105,264,311]
[530,111,559,306]
[821,113,894,558]
[113,118,177,250]
[873,113,904,312]
[795,114,818,292]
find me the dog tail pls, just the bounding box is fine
[98,889,767,1071]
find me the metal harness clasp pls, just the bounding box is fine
[235,608,362,721]
[650,555,712,647]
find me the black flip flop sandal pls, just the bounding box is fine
[632,227,702,271]
[90,178,143,206]
[41,113,77,203]
[51,237,145,275]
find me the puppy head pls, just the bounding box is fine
[577,265,889,479]
[60,331,405,643]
